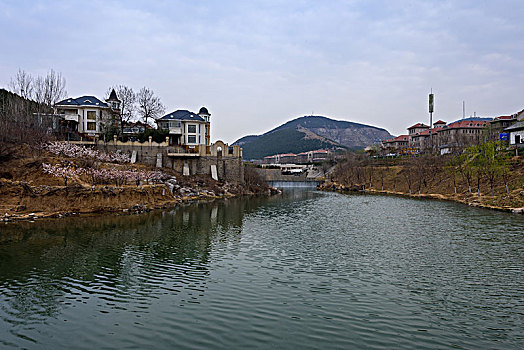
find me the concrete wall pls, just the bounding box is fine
[164,156,244,184]
[69,140,245,184]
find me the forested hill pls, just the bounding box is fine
[233,115,393,160]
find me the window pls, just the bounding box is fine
[169,121,181,128]
[188,124,196,133]
[188,135,196,144]
[87,111,96,120]
[87,122,96,131]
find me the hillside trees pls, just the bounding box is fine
[333,142,514,198]
[33,69,67,107]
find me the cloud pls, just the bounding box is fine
[1,0,523,141]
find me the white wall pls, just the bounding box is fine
[510,130,524,144]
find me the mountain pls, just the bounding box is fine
[234,115,393,160]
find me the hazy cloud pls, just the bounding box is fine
[1,0,523,141]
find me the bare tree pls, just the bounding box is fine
[137,87,165,125]
[8,69,34,99]
[33,69,67,107]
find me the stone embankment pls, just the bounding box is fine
[1,176,276,223]
[0,143,277,223]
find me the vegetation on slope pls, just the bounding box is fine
[326,142,524,210]
[234,115,392,160]
[241,128,346,160]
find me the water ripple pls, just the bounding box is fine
[0,191,523,349]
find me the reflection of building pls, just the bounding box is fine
[156,107,210,146]
[54,90,121,138]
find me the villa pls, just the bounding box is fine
[54,89,121,138]
[156,107,211,147]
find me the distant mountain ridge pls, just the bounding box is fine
[233,115,393,160]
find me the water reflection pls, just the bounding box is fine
[0,190,523,349]
[0,197,269,342]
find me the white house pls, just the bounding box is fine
[156,107,210,146]
[54,90,120,137]
[504,110,524,147]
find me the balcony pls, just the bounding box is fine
[63,114,79,122]
[168,127,182,134]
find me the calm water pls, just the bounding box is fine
[0,190,523,349]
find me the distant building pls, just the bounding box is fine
[262,149,332,164]
[122,121,153,135]
[505,121,524,146]
[382,135,409,151]
[156,107,210,146]
[490,109,523,141]
[504,110,524,147]
[436,118,490,152]
[410,120,446,151]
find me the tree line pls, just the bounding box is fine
[1,68,167,156]
[333,140,516,198]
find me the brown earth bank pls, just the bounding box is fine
[0,145,275,222]
[320,155,524,214]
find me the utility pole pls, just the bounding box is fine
[429,90,434,152]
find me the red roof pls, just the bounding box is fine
[493,115,515,120]
[408,123,429,129]
[393,135,409,141]
[446,120,489,128]
[433,120,446,125]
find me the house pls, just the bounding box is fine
[278,153,298,164]
[407,123,429,139]
[436,118,491,151]
[156,107,210,147]
[409,120,446,151]
[310,149,330,162]
[504,109,524,147]
[504,121,524,146]
[54,90,121,138]
[490,109,523,141]
[382,135,409,152]
[122,121,153,135]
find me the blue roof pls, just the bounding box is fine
[158,110,204,122]
[55,96,108,108]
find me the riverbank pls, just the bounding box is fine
[321,155,524,214]
[0,144,275,222]
[319,181,524,214]
[0,178,274,222]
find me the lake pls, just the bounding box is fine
[0,189,523,349]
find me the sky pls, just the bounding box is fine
[1,0,523,143]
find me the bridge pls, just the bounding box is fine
[255,168,323,188]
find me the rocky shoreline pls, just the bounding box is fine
[1,178,279,223]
